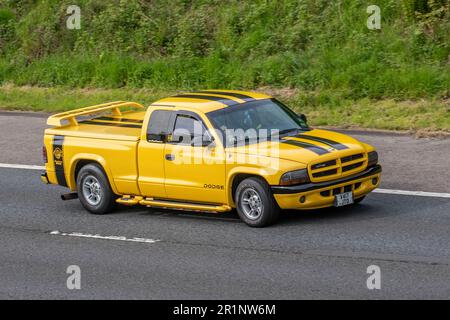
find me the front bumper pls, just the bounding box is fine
[272,165,382,210]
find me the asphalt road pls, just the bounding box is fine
[1,169,449,299]
[0,112,449,299]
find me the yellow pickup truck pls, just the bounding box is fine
[41,90,381,227]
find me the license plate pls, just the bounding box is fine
[334,192,354,207]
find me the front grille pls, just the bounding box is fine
[320,190,331,197]
[312,169,338,178]
[342,161,364,172]
[310,153,367,181]
[312,160,336,170]
[320,182,361,197]
[341,153,363,163]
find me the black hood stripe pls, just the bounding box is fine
[195,91,255,101]
[294,134,349,150]
[173,94,237,106]
[282,140,330,155]
[53,135,68,187]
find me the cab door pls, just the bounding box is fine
[137,109,174,198]
[164,111,226,204]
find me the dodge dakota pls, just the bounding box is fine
[41,90,381,227]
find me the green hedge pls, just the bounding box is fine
[0,0,449,99]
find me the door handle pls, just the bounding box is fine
[165,154,175,161]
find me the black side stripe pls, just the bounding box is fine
[95,117,144,124]
[173,94,238,106]
[282,140,330,155]
[295,134,348,150]
[195,91,255,102]
[53,135,68,187]
[81,120,142,129]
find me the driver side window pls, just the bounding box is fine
[172,114,208,146]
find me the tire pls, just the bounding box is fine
[76,163,116,214]
[235,177,280,227]
[354,196,366,204]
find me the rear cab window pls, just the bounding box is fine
[147,110,173,143]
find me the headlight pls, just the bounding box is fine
[280,169,310,186]
[367,151,378,167]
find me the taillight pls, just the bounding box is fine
[43,146,48,163]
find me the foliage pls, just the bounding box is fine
[0,0,449,100]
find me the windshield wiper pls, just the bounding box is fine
[278,128,301,136]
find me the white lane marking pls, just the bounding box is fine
[1,163,449,199]
[49,230,161,244]
[0,163,45,170]
[374,189,450,199]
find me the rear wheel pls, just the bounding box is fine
[77,163,116,214]
[235,177,280,227]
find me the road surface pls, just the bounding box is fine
[0,112,449,299]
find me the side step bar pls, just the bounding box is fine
[140,198,232,213]
[116,196,143,206]
[116,196,232,213]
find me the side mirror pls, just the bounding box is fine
[191,135,215,147]
[170,134,183,143]
[297,113,307,124]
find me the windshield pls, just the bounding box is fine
[207,99,309,146]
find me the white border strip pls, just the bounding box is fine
[374,188,450,199]
[0,163,45,170]
[50,231,161,244]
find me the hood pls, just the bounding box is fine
[230,129,367,165]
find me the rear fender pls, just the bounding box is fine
[68,154,119,194]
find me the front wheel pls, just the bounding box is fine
[76,163,116,214]
[235,177,280,227]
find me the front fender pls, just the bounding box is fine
[226,158,305,206]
